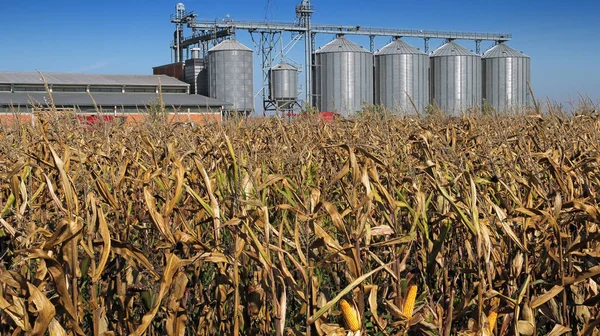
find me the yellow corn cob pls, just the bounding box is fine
[487,310,498,333]
[487,297,500,333]
[403,284,418,318]
[340,299,361,332]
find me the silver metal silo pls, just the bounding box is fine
[184,57,208,96]
[313,37,373,116]
[207,39,254,112]
[374,39,429,114]
[430,41,482,115]
[482,43,530,113]
[269,61,298,107]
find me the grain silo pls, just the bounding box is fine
[374,38,429,114]
[269,61,298,108]
[482,43,530,113]
[430,41,481,115]
[184,52,208,96]
[207,39,254,113]
[313,36,373,116]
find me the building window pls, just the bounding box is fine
[124,87,156,93]
[89,87,122,93]
[0,85,10,92]
[13,85,46,92]
[53,86,87,92]
[162,88,187,93]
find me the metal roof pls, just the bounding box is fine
[208,39,253,52]
[430,41,478,57]
[375,39,426,56]
[0,72,188,87]
[483,43,529,59]
[271,61,297,71]
[315,37,371,54]
[0,92,229,108]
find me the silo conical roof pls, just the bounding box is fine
[375,39,426,56]
[430,41,478,57]
[315,36,370,53]
[271,61,297,71]
[208,39,253,52]
[483,43,529,58]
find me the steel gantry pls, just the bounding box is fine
[170,1,511,112]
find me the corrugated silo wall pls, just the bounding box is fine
[184,59,208,96]
[270,69,298,101]
[313,52,373,116]
[375,53,429,114]
[430,55,482,115]
[483,57,531,112]
[208,50,253,112]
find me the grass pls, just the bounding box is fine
[0,101,599,336]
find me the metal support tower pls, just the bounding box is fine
[250,28,304,115]
[170,1,512,113]
[251,31,280,115]
[296,0,314,107]
[170,3,196,63]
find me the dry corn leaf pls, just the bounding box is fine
[144,186,175,244]
[48,317,68,336]
[307,261,391,325]
[27,282,56,336]
[110,240,159,279]
[516,320,535,335]
[529,286,563,309]
[23,249,85,335]
[563,266,600,286]
[166,272,188,336]
[91,205,111,282]
[93,306,109,336]
[46,142,78,214]
[546,324,571,336]
[91,169,120,210]
[0,295,31,331]
[366,285,386,331]
[130,253,188,336]
[319,323,346,336]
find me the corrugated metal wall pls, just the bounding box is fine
[184,58,208,96]
[207,40,254,112]
[269,62,298,102]
[430,41,482,115]
[375,39,429,114]
[482,43,530,112]
[313,37,373,116]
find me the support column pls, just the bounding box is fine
[297,0,314,107]
[175,25,180,63]
[304,28,312,107]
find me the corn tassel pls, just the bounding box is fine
[340,299,361,332]
[403,284,417,318]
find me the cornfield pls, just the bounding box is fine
[1,106,600,336]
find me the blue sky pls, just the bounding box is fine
[1,0,598,111]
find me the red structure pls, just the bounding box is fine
[284,111,339,123]
[152,62,186,81]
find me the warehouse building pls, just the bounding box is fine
[0,72,229,124]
